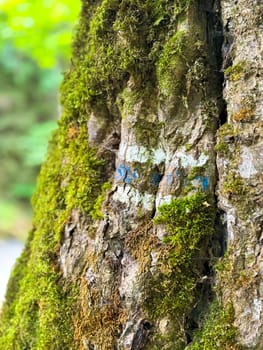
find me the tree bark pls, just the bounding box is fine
[0,0,262,349]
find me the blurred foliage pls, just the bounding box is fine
[0,45,59,200]
[0,200,32,240]
[20,120,58,167]
[0,0,81,67]
[0,1,80,238]
[0,46,59,238]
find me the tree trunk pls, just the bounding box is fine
[1,0,262,349]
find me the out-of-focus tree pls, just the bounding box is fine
[0,0,81,67]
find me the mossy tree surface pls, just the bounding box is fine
[0,1,239,349]
[0,120,103,349]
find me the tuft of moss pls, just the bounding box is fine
[74,278,127,350]
[153,193,214,262]
[215,123,237,156]
[91,181,112,220]
[157,30,189,95]
[224,61,247,82]
[188,166,206,181]
[145,192,215,349]
[157,26,206,100]
[125,222,157,274]
[187,301,241,350]
[223,172,246,197]
[214,141,229,155]
[60,0,197,118]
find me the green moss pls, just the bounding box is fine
[157,30,188,95]
[60,0,124,115]
[134,117,164,148]
[215,123,236,156]
[91,181,112,220]
[145,193,215,349]
[187,301,240,350]
[61,0,195,116]
[116,87,142,119]
[157,28,204,99]
[0,77,107,348]
[223,172,246,197]
[217,123,235,138]
[156,2,209,102]
[224,61,247,82]
[188,166,206,181]
[0,117,105,349]
[214,141,229,154]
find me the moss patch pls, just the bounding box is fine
[224,61,247,82]
[215,123,237,156]
[0,117,105,349]
[187,301,241,350]
[74,277,127,350]
[91,181,112,220]
[145,192,216,349]
[223,172,246,197]
[188,166,206,181]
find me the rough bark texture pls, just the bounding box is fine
[217,1,263,348]
[0,1,262,349]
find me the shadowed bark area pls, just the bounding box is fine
[1,0,262,349]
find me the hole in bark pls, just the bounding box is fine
[219,106,227,125]
[142,320,152,331]
[131,320,153,349]
[203,261,210,275]
[218,100,228,125]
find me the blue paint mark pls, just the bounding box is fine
[194,176,209,191]
[115,164,140,184]
[125,175,132,184]
[202,177,209,191]
[176,169,180,177]
[132,168,139,180]
[115,163,127,181]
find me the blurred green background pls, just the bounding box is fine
[0,0,80,240]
